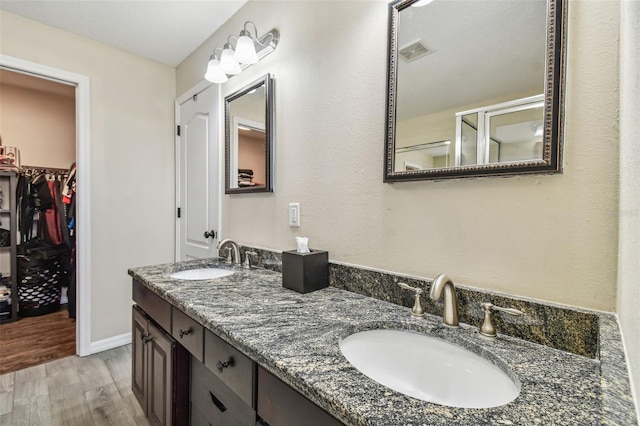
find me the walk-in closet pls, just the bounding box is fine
[0,69,77,373]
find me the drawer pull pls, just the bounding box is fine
[216,357,234,372]
[178,328,192,339]
[208,391,227,413]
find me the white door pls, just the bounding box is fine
[177,84,220,260]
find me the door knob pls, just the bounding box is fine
[204,230,216,239]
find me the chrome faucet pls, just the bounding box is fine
[217,239,241,265]
[429,274,459,328]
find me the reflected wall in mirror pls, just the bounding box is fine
[384,0,566,181]
[225,74,274,193]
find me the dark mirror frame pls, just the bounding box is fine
[225,74,274,194]
[384,0,567,182]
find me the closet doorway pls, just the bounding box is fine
[0,56,90,372]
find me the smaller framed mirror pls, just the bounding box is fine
[225,74,274,194]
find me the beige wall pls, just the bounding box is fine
[177,1,619,311]
[178,0,620,312]
[0,83,76,168]
[618,0,640,414]
[0,11,176,342]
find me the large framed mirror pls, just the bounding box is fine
[225,74,274,193]
[384,0,566,181]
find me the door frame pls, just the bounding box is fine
[174,81,223,261]
[0,54,92,356]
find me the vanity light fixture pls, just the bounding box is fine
[204,21,279,84]
[204,49,228,84]
[220,39,242,75]
[412,0,436,7]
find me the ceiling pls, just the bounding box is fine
[396,0,547,120]
[0,0,248,67]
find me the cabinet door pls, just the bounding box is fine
[191,358,255,426]
[147,320,175,426]
[132,306,148,414]
[204,330,255,408]
[257,367,343,426]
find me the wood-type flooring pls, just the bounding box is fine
[0,345,150,425]
[0,308,76,375]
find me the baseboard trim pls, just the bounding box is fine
[89,332,132,354]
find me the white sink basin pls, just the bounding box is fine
[169,268,234,280]
[339,329,520,409]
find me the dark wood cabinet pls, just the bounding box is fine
[172,307,204,362]
[132,279,343,426]
[204,330,256,408]
[132,304,189,426]
[257,366,343,426]
[190,357,256,426]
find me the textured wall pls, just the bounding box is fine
[0,83,76,168]
[177,0,620,311]
[0,11,176,342]
[618,0,640,414]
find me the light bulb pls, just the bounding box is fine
[220,46,242,75]
[412,0,435,6]
[204,58,228,84]
[233,33,258,65]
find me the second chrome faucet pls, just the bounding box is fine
[429,274,459,328]
[217,239,240,265]
[398,273,459,327]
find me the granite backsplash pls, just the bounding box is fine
[239,245,599,358]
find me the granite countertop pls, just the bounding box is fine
[128,259,630,426]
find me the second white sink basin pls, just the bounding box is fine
[169,268,234,280]
[339,329,520,409]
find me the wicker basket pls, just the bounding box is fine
[17,245,69,317]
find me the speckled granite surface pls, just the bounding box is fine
[129,259,638,426]
[329,262,599,358]
[236,247,600,357]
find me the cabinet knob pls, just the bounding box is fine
[204,230,216,239]
[216,357,234,372]
[178,328,192,339]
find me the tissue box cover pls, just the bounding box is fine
[282,249,329,294]
[0,146,20,169]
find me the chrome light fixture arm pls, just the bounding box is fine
[204,20,280,83]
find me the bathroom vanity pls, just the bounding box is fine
[131,269,341,426]
[129,258,637,426]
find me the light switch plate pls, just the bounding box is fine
[289,203,300,227]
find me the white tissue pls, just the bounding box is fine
[296,237,310,253]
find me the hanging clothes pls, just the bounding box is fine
[63,163,76,319]
[17,165,76,318]
[39,180,64,245]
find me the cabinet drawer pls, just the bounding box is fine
[172,307,204,361]
[191,358,255,426]
[204,330,256,408]
[132,280,171,331]
[257,367,342,426]
[190,404,211,426]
